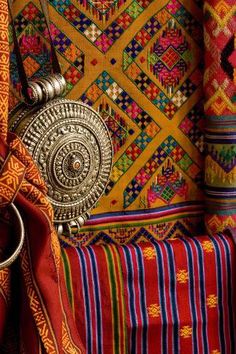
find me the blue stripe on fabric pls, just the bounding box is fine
[76,248,92,354]
[87,246,103,354]
[210,236,226,354]
[206,115,236,121]
[164,241,179,354]
[218,234,235,353]
[153,242,168,354]
[206,131,236,136]
[182,238,198,353]
[192,238,209,354]
[122,246,137,353]
[205,192,236,198]
[205,186,236,193]
[205,138,236,144]
[89,201,203,219]
[134,245,148,354]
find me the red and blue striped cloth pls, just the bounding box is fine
[62,234,236,354]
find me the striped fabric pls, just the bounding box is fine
[204,0,236,235]
[62,234,236,354]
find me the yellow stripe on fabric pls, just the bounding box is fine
[111,245,128,354]
[81,212,204,231]
[103,245,124,354]
[61,249,75,318]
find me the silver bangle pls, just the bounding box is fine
[0,203,25,270]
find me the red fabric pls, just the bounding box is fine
[63,235,236,354]
[0,1,85,351]
[0,135,85,353]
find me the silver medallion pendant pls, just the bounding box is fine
[9,98,113,236]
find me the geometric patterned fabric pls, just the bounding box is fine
[10,0,205,244]
[63,233,236,353]
[0,1,84,351]
[204,0,236,235]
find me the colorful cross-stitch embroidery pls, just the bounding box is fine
[10,0,205,245]
[204,0,236,234]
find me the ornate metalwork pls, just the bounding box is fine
[9,98,113,236]
[0,203,25,269]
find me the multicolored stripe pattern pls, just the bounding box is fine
[62,234,236,354]
[10,0,205,246]
[59,201,205,247]
[204,0,236,235]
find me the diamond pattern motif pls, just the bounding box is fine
[10,0,205,241]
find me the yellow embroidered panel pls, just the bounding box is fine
[10,0,205,244]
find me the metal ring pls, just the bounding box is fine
[64,212,91,237]
[52,74,66,95]
[28,81,43,104]
[67,219,80,236]
[45,75,62,97]
[0,203,25,270]
[37,78,55,102]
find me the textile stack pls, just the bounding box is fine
[0,0,235,353]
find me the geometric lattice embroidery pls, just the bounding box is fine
[80,71,160,194]
[10,29,51,86]
[206,294,218,308]
[123,0,202,119]
[50,0,154,52]
[9,2,84,105]
[78,0,127,21]
[10,0,205,243]
[179,101,204,153]
[148,19,191,94]
[206,143,236,174]
[98,102,131,155]
[147,160,188,206]
[124,136,201,208]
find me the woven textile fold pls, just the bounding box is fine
[63,234,236,354]
[204,0,236,234]
[0,1,85,352]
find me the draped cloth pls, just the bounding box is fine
[0,0,235,352]
[63,234,236,354]
[204,0,236,234]
[0,1,85,352]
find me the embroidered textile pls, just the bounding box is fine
[10,0,205,245]
[204,0,236,234]
[0,2,85,352]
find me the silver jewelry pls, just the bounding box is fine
[9,98,113,237]
[37,78,55,102]
[61,211,90,237]
[28,81,43,104]
[45,75,62,97]
[0,203,25,270]
[52,73,66,95]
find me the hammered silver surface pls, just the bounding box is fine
[9,98,113,224]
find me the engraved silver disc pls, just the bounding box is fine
[9,98,113,227]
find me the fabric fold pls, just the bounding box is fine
[63,235,236,353]
[0,1,85,352]
[204,0,236,234]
